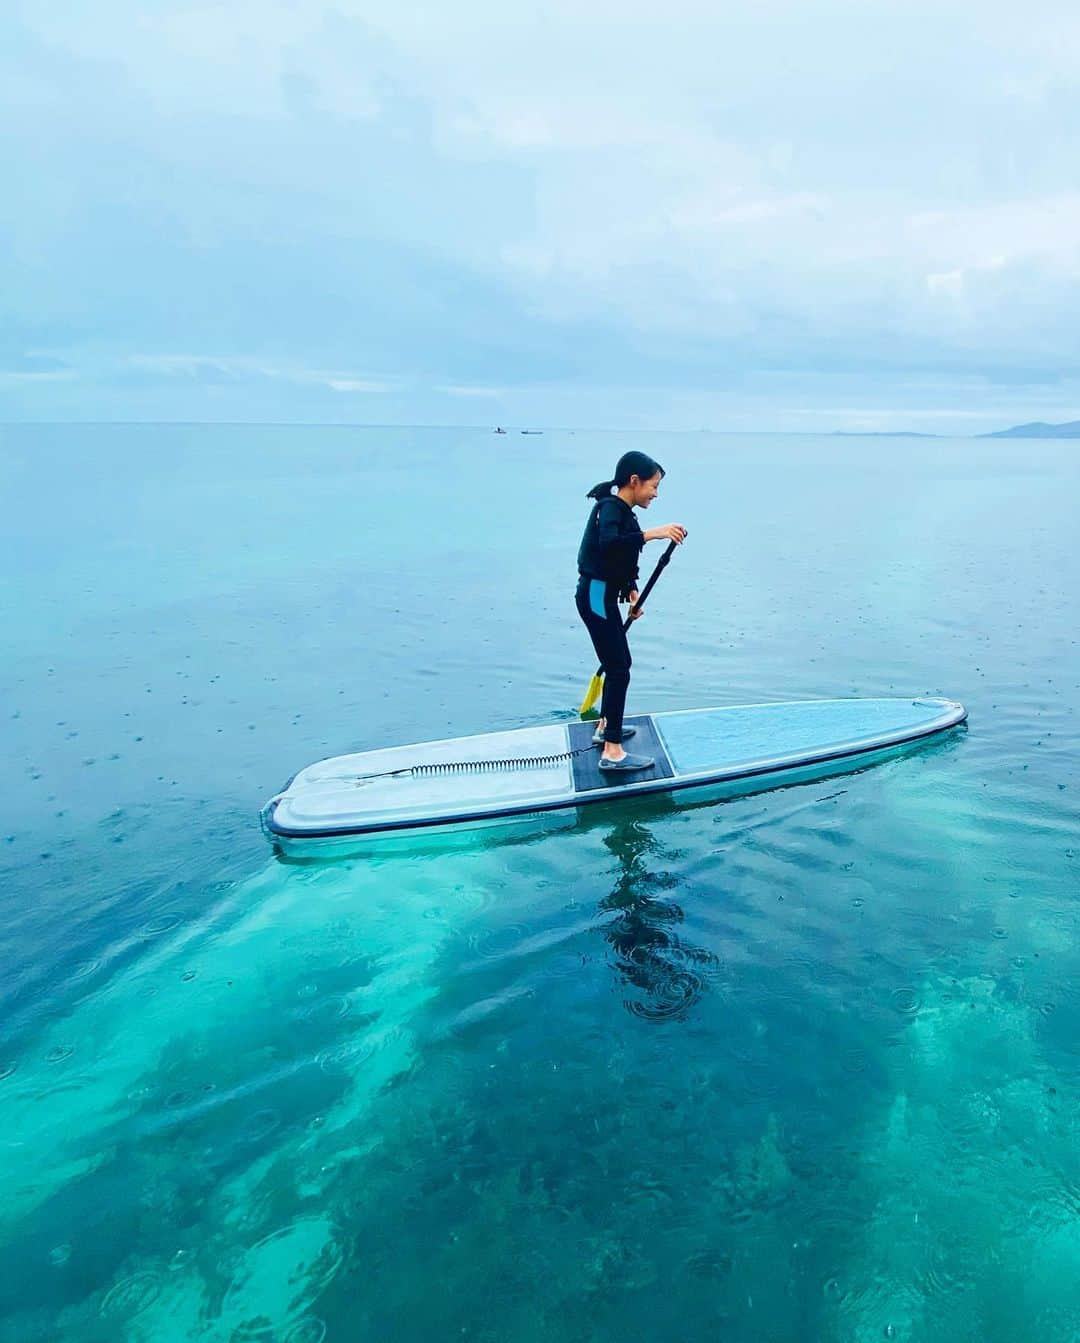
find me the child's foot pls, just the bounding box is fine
[598,752,655,773]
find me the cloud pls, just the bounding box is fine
[125,355,243,385]
[4,1,1080,425]
[326,378,388,393]
[927,270,965,299]
[0,369,74,385]
[123,355,390,393]
[0,351,72,375]
[436,385,504,399]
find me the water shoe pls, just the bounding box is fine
[598,751,654,772]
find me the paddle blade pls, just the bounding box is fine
[579,671,605,716]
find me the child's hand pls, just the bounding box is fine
[657,523,687,543]
[628,590,645,618]
[644,523,687,543]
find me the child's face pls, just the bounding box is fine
[630,471,662,508]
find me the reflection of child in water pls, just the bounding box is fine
[599,820,719,1021]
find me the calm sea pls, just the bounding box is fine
[1,423,1078,1341]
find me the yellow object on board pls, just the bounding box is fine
[579,671,605,717]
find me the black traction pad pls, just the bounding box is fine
[568,715,675,793]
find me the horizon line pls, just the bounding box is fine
[0,418,1045,439]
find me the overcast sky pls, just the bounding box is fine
[4,1,1080,430]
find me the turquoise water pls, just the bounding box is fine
[1,423,1078,1341]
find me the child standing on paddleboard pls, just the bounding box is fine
[576,451,687,771]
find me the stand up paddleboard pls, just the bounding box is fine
[261,697,966,851]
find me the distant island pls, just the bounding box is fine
[981,420,1080,439]
[829,420,1080,439]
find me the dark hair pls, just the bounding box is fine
[586,450,665,500]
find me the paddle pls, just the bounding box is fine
[579,540,678,716]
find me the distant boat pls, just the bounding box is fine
[520,429,543,435]
[494,427,507,434]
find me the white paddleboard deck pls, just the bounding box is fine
[262,697,966,845]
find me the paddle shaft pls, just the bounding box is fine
[592,540,677,675]
[623,539,676,629]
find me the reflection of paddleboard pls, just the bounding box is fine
[261,698,966,850]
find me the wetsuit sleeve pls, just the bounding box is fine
[621,531,644,600]
[594,498,624,553]
[596,500,644,599]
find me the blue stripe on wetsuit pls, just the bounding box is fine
[589,579,607,619]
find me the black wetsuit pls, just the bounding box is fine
[575,496,645,744]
